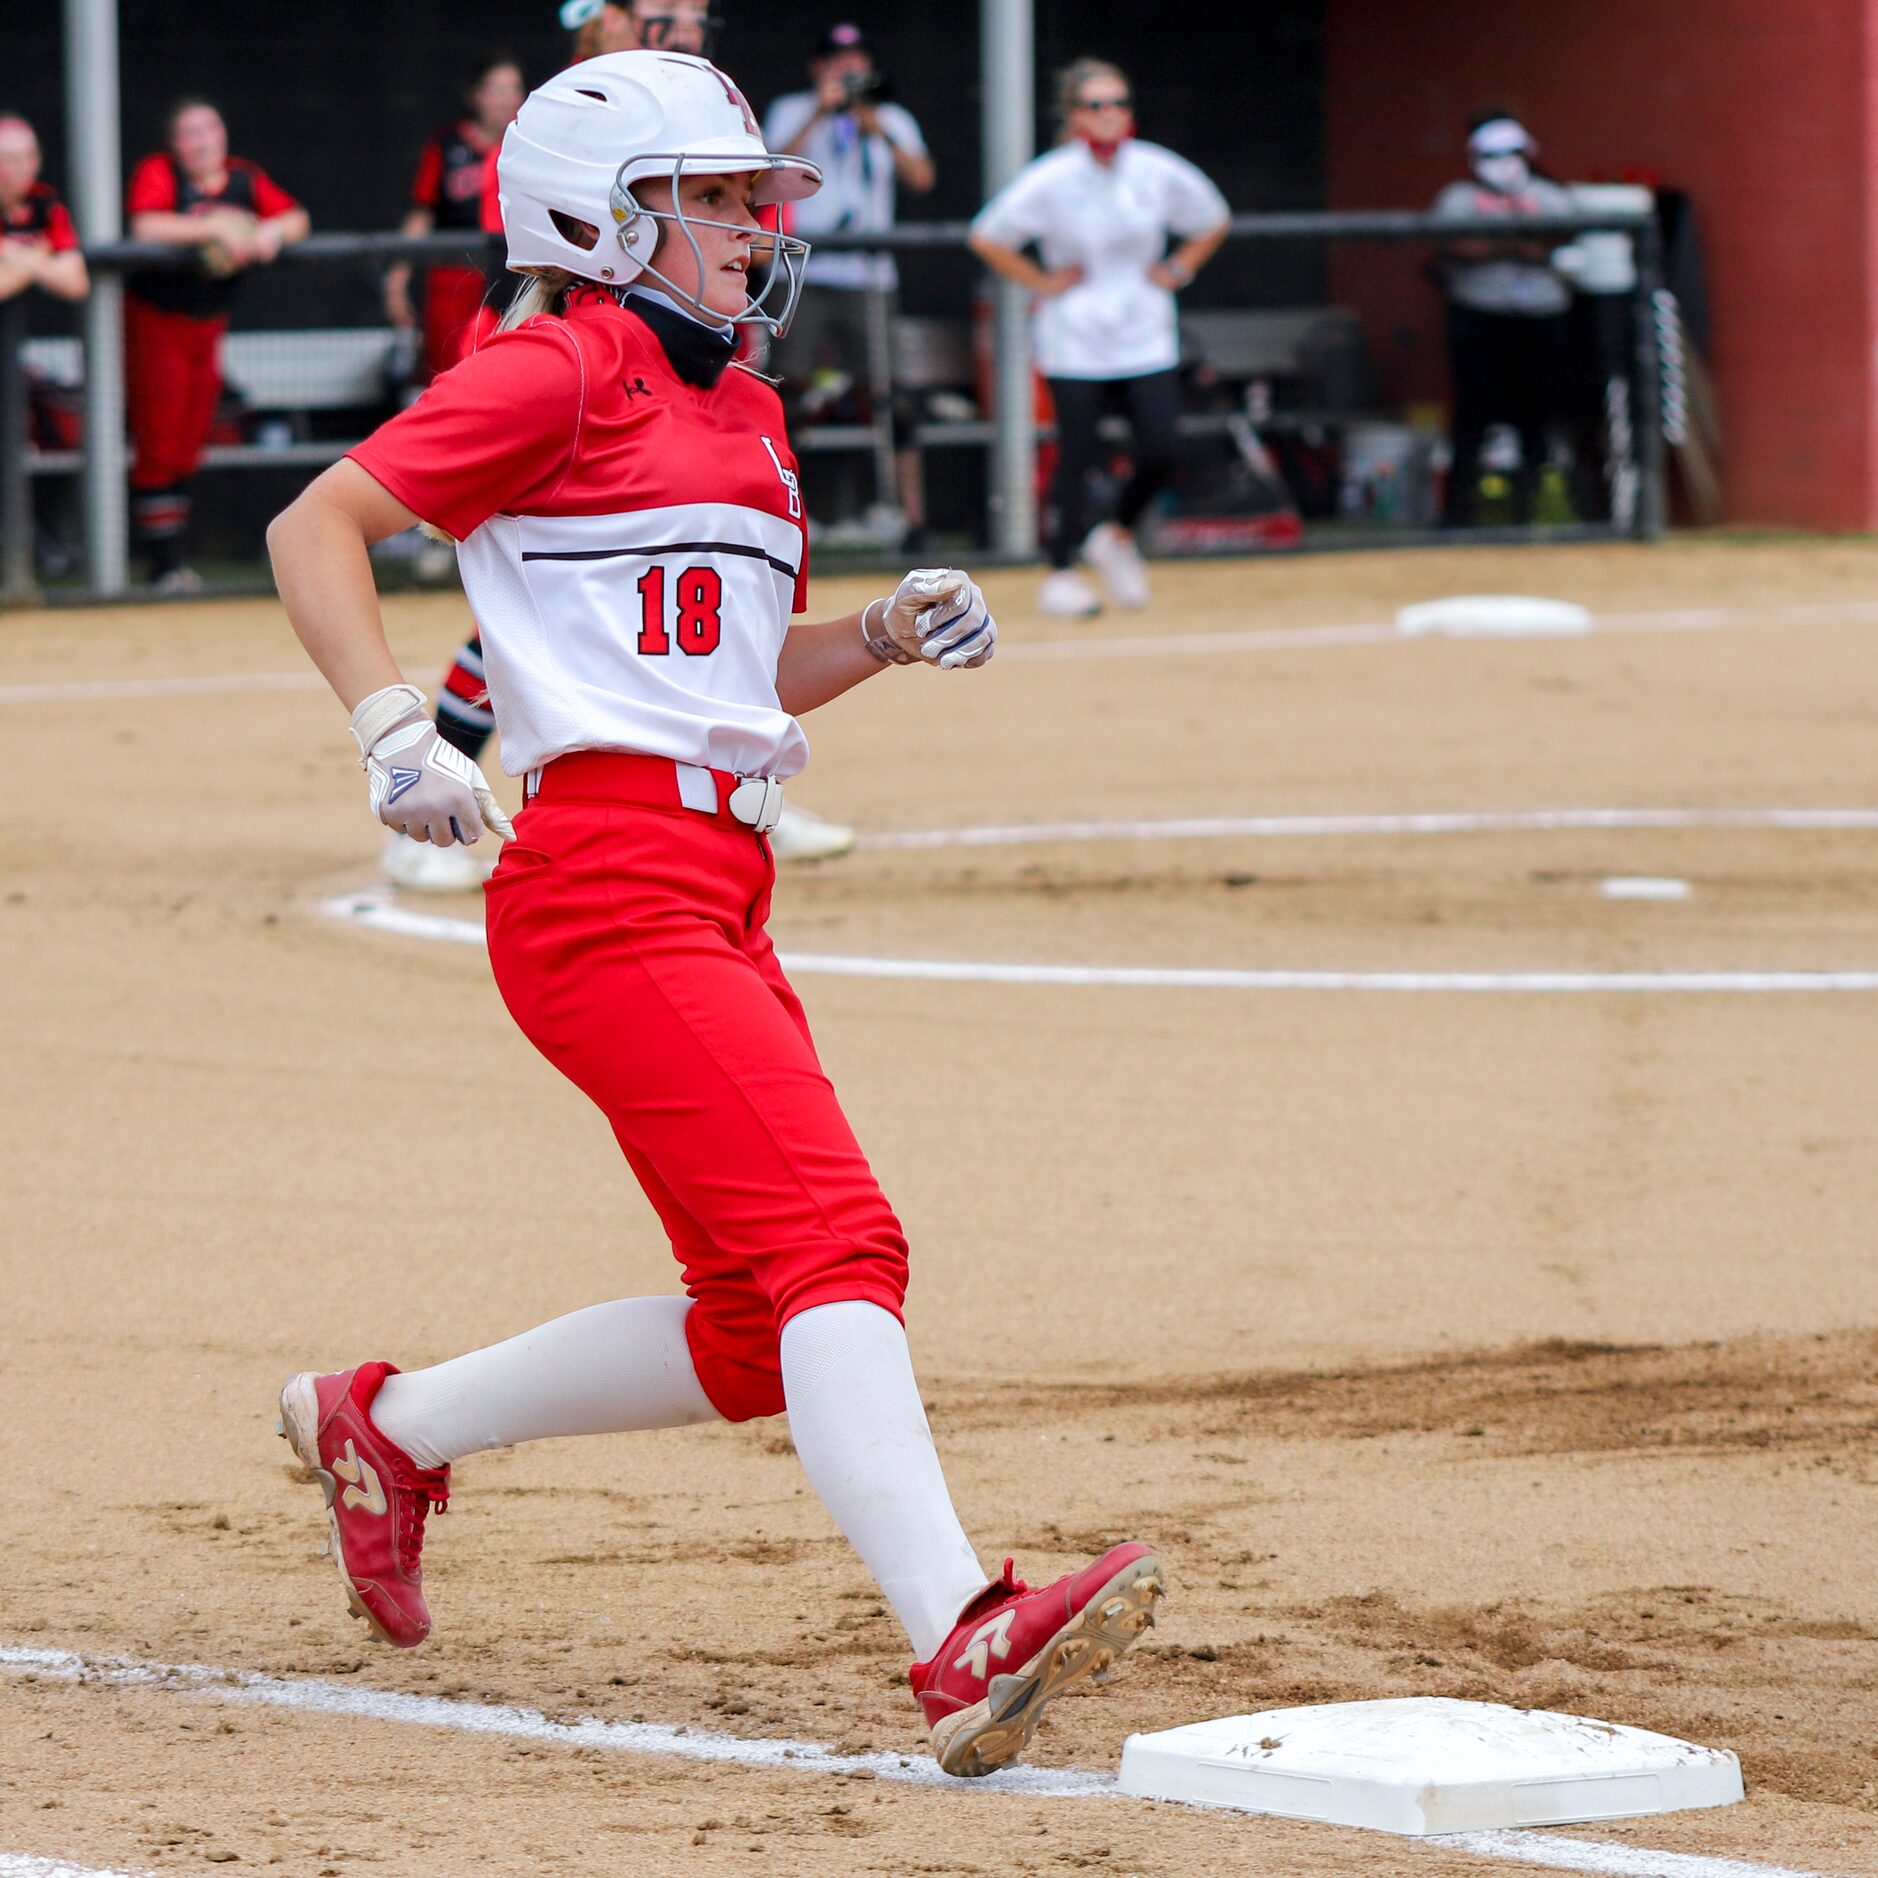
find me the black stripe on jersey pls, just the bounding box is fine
[521,539,799,581]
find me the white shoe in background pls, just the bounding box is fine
[1081,522,1151,609]
[1037,569,1102,618]
[769,802,857,863]
[381,829,497,894]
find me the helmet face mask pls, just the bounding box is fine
[609,152,812,337]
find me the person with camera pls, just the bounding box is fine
[124,98,308,589]
[762,24,934,547]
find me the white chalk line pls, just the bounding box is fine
[7,596,1877,706]
[858,806,1878,852]
[0,1645,1846,1878]
[311,888,1878,994]
[0,1859,154,1878]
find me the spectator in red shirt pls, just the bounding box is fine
[0,115,89,304]
[384,55,524,380]
[124,98,309,589]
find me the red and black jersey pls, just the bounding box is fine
[410,121,495,234]
[349,289,813,780]
[124,153,300,318]
[2,181,80,253]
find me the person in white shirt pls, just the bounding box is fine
[1431,113,1576,528]
[763,24,935,544]
[970,59,1228,617]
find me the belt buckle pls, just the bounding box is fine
[727,774,784,834]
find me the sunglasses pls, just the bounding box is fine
[1078,95,1132,110]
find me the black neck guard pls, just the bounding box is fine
[624,291,736,389]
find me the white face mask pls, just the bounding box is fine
[1472,152,1532,195]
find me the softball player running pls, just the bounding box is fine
[389,0,849,890]
[269,53,1163,1780]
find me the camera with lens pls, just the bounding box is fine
[839,69,891,106]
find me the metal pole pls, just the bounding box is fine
[981,0,1035,556]
[65,0,129,595]
[0,299,34,603]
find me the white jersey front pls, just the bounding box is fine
[972,140,1229,379]
[349,289,813,779]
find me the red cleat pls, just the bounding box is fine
[276,1362,449,1648]
[910,1542,1166,1777]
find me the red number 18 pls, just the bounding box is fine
[637,565,724,657]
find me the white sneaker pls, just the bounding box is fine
[1037,569,1102,618]
[768,803,856,863]
[150,566,204,596]
[1081,523,1150,609]
[381,830,497,894]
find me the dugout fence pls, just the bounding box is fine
[0,204,1667,607]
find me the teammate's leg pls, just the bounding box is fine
[1083,367,1180,609]
[1039,376,1104,616]
[1114,366,1182,530]
[1442,303,1494,528]
[126,297,199,584]
[433,634,495,760]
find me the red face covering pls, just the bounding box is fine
[1076,114,1134,159]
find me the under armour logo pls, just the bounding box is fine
[624,375,654,401]
[329,1440,388,1517]
[386,767,422,804]
[952,1608,1017,1680]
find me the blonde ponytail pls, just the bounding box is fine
[497,269,579,333]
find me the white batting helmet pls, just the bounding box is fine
[497,51,821,334]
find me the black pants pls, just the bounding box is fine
[1045,368,1182,568]
[1441,306,1571,527]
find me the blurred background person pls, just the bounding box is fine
[764,23,934,549]
[124,98,308,590]
[559,0,721,61]
[0,115,89,304]
[970,57,1227,618]
[1,114,88,584]
[1431,111,1574,529]
[384,54,523,382]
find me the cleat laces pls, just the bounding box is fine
[388,1460,450,1576]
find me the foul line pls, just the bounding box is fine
[0,1860,154,1878]
[9,597,1878,707]
[0,1645,1847,1878]
[312,889,1878,994]
[858,806,1878,852]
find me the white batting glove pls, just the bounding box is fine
[349,682,514,847]
[863,567,998,671]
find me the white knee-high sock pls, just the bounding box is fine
[780,1300,989,1660]
[371,1295,720,1469]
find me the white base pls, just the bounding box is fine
[1118,1699,1743,1836]
[1396,595,1594,638]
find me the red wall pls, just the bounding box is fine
[1323,1,1878,529]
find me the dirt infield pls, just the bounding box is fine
[4,538,1876,1876]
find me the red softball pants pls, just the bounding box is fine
[125,295,227,490]
[482,752,910,1423]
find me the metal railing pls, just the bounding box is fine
[2,205,1665,605]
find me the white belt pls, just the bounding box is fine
[676,761,785,834]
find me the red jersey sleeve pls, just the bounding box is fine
[125,153,177,215]
[242,162,301,219]
[347,319,586,541]
[409,139,445,211]
[43,195,79,254]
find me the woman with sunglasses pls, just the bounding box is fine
[268,52,1163,1780]
[970,58,1228,617]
